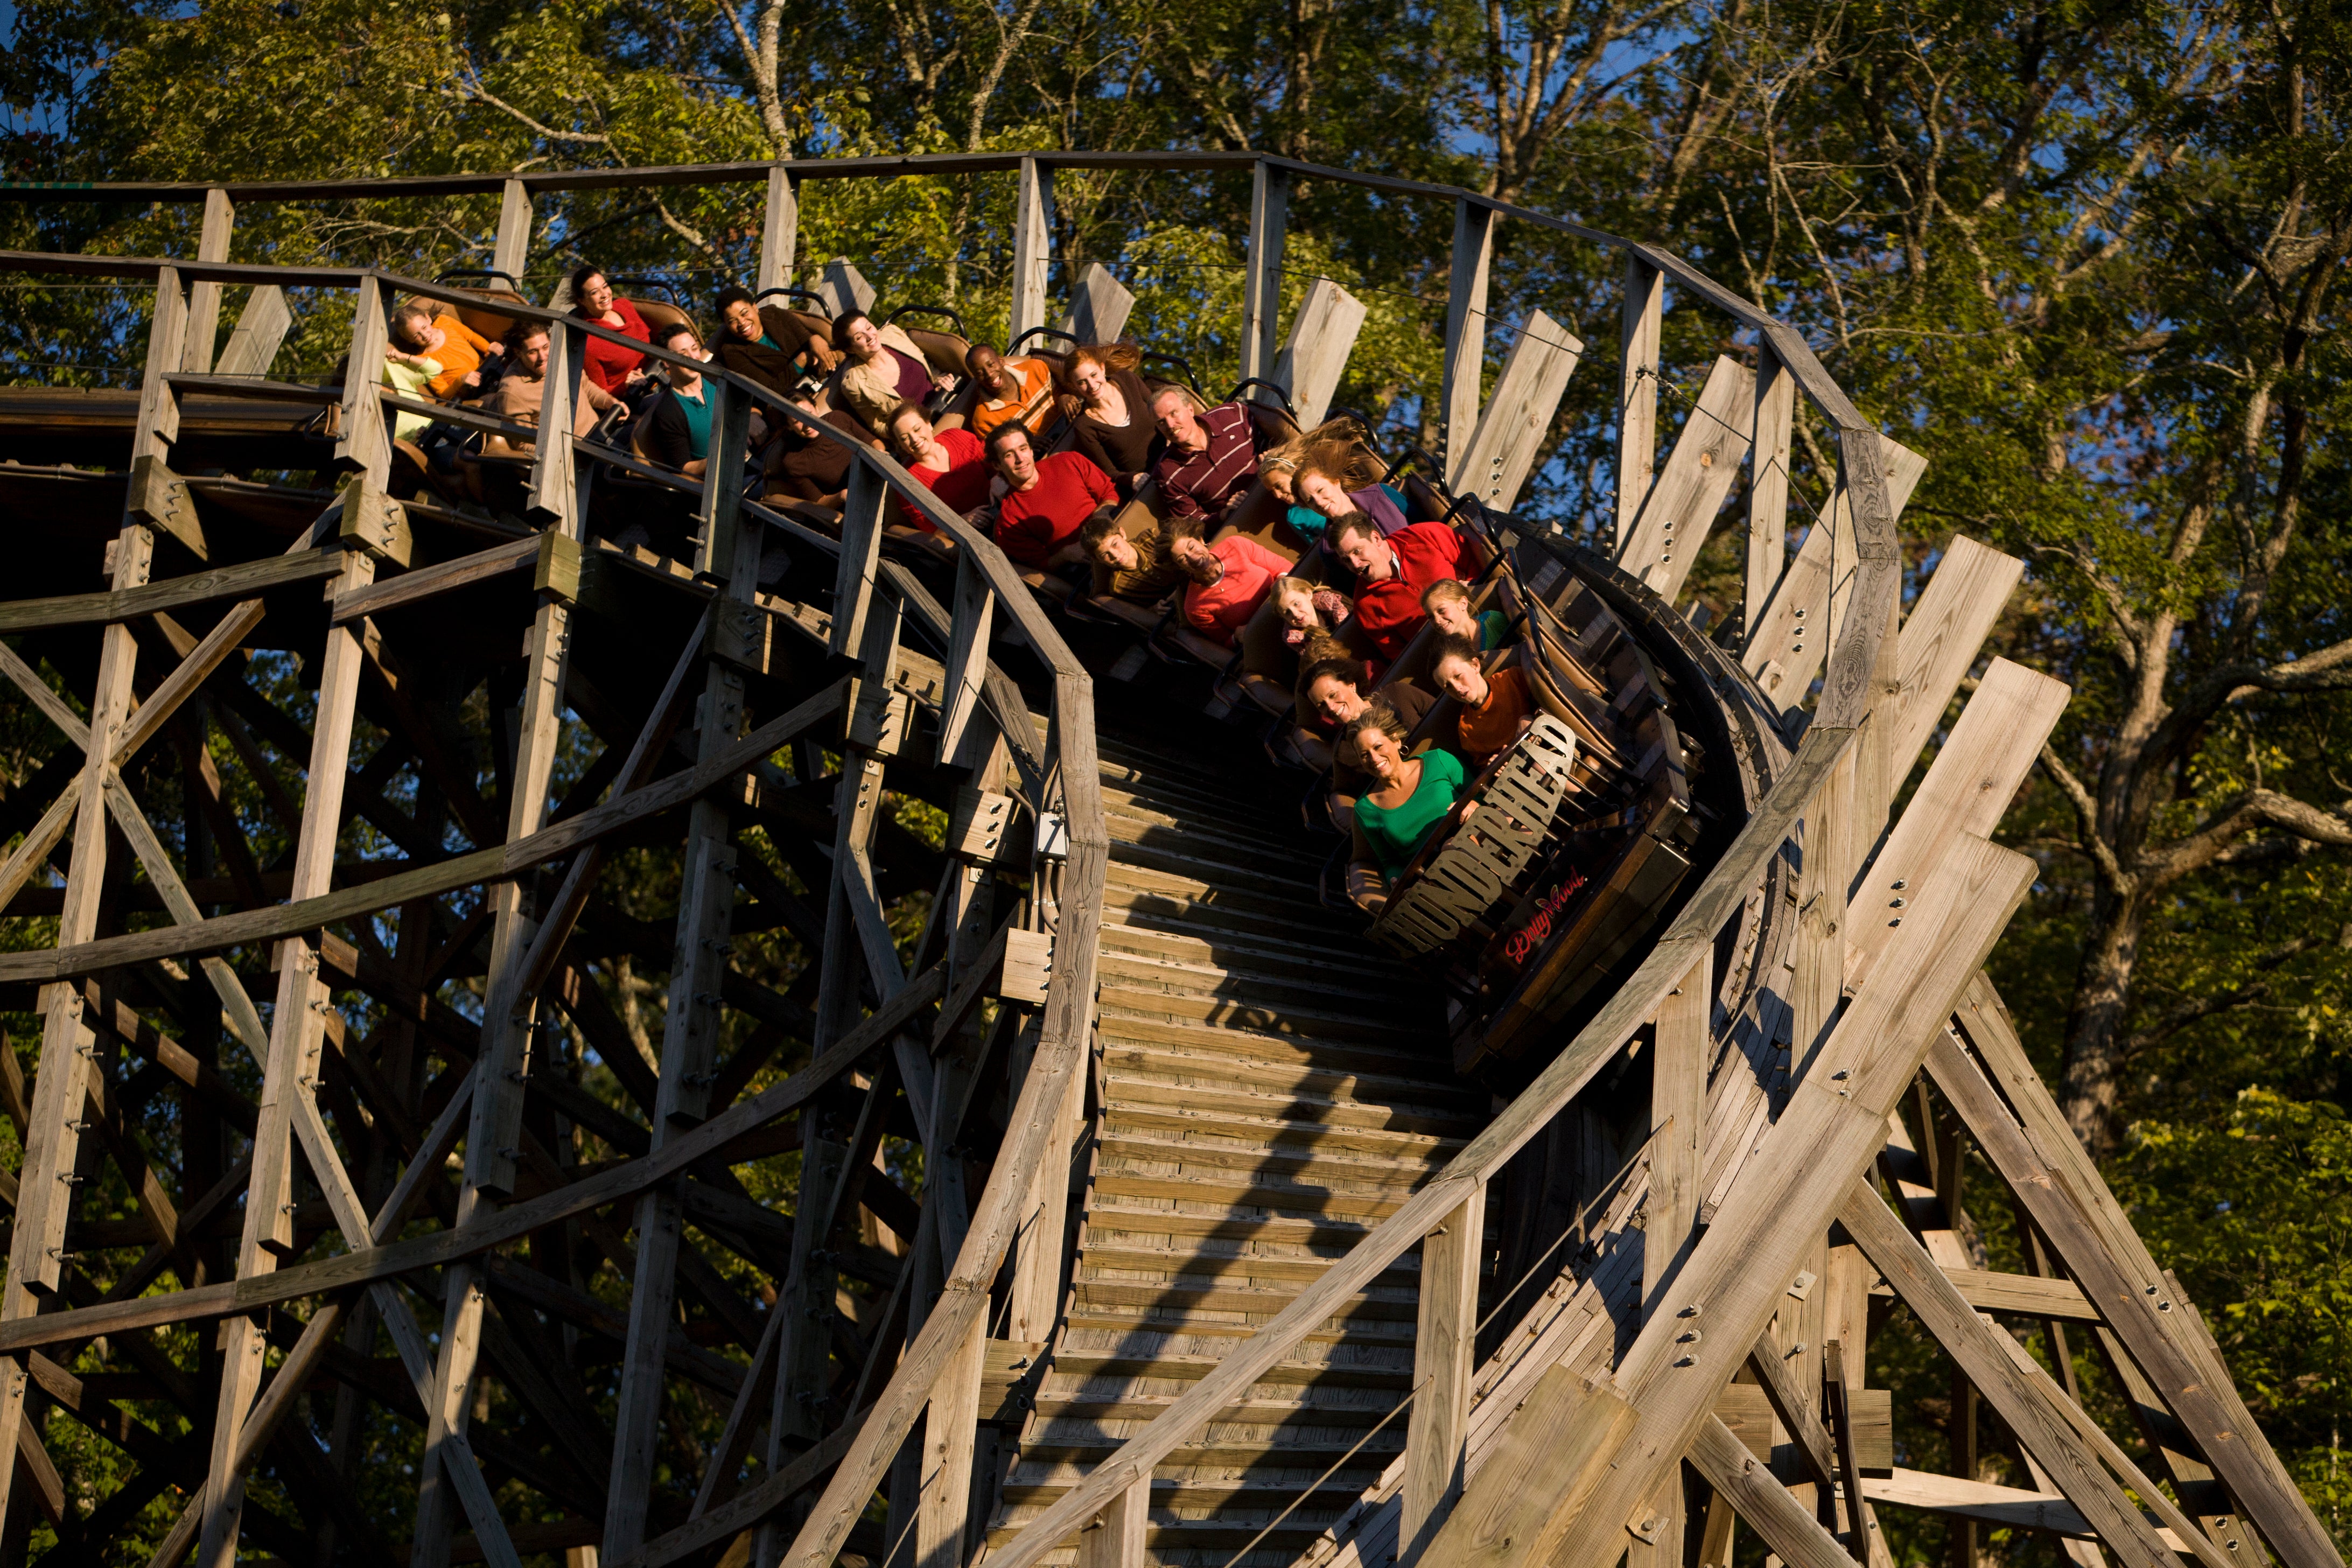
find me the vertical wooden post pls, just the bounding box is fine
[1075,1477,1149,1568]
[184,189,235,374]
[0,267,182,1531]
[493,179,533,288]
[937,555,994,767]
[758,166,800,296]
[1058,262,1133,346]
[1400,1184,1483,1562]
[1450,312,1586,513]
[1646,950,1709,1312]
[603,385,758,1561]
[1011,157,1055,344]
[1617,254,1663,550]
[199,274,389,1568]
[916,1313,986,1567]
[831,461,888,658]
[1441,198,1496,488]
[1240,160,1290,384]
[1005,1035,1080,1343]
[1791,747,1854,1074]
[1747,347,1795,629]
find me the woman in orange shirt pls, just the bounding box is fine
[1431,634,1535,766]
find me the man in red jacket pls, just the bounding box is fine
[1168,533,1292,647]
[1332,513,1472,661]
[986,423,1119,570]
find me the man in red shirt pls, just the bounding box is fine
[1168,533,1292,647]
[1333,513,1472,661]
[986,424,1118,570]
[1151,387,1265,529]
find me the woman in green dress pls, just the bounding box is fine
[1343,699,1467,913]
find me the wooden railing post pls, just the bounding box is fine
[1746,347,1795,634]
[1011,157,1055,344]
[183,188,235,373]
[1241,160,1290,384]
[758,165,800,296]
[1441,198,1496,487]
[493,178,532,289]
[1400,1183,1485,1562]
[1075,1476,1149,1568]
[1616,254,1663,550]
[1646,951,1709,1312]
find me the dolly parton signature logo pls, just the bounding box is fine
[1501,869,1588,967]
[1371,714,1579,958]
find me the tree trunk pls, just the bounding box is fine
[2059,885,2150,1159]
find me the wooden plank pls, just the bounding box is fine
[1740,435,1927,711]
[1074,1477,1149,1568]
[0,545,342,633]
[1010,157,1054,342]
[1618,355,1755,601]
[1616,255,1663,549]
[916,1315,986,1568]
[1864,1468,2120,1541]
[1823,1340,1870,1560]
[1420,1363,1632,1566]
[1745,1331,1838,1490]
[1541,835,2035,1568]
[1885,535,2025,776]
[1844,657,2067,994]
[1746,347,1795,629]
[1058,261,1132,346]
[937,555,993,766]
[1452,311,1585,512]
[1646,950,1709,1312]
[214,284,291,378]
[328,534,541,624]
[0,678,848,986]
[1839,1186,2193,1568]
[1401,1185,1485,1563]
[493,178,533,282]
[1926,1010,2338,1568]
[831,463,887,658]
[529,319,582,527]
[1240,161,1290,384]
[1688,1416,1852,1568]
[818,258,876,317]
[1442,199,1497,488]
[183,187,235,373]
[756,166,797,294]
[1271,276,1366,427]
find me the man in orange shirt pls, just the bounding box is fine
[964,344,1056,437]
[1431,635,1535,766]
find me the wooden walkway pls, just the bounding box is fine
[989,732,1489,1565]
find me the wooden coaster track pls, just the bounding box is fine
[0,151,2333,1568]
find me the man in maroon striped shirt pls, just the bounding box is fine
[1150,387,1269,530]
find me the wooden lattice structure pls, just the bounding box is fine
[0,152,2334,1568]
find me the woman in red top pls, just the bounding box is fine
[568,264,652,397]
[886,404,991,531]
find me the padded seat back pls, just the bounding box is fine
[902,326,971,382]
[443,286,524,345]
[758,305,834,357]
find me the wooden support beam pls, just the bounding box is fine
[1419,1362,1632,1565]
[1746,347,1795,632]
[1442,198,1497,487]
[1057,261,1132,346]
[1270,276,1366,426]
[214,284,291,377]
[1240,160,1289,385]
[937,554,993,767]
[1822,1340,1870,1561]
[1535,835,2035,1568]
[493,179,533,285]
[821,257,876,318]
[916,1314,985,1567]
[1646,950,1709,1312]
[1074,1478,1148,1568]
[1689,1416,1852,1568]
[1926,1001,2337,1568]
[1010,157,1054,344]
[758,166,799,295]
[1840,1185,2204,1568]
[1882,535,2025,777]
[1617,354,1755,601]
[183,188,235,373]
[1400,1184,1485,1563]
[831,461,888,659]
[1450,311,1585,513]
[1616,254,1663,549]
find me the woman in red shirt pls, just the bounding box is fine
[568,264,652,397]
[886,404,991,531]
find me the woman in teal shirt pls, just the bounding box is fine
[1343,700,1465,911]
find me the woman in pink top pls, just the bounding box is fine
[1169,534,1292,646]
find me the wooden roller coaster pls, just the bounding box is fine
[0,151,2333,1568]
